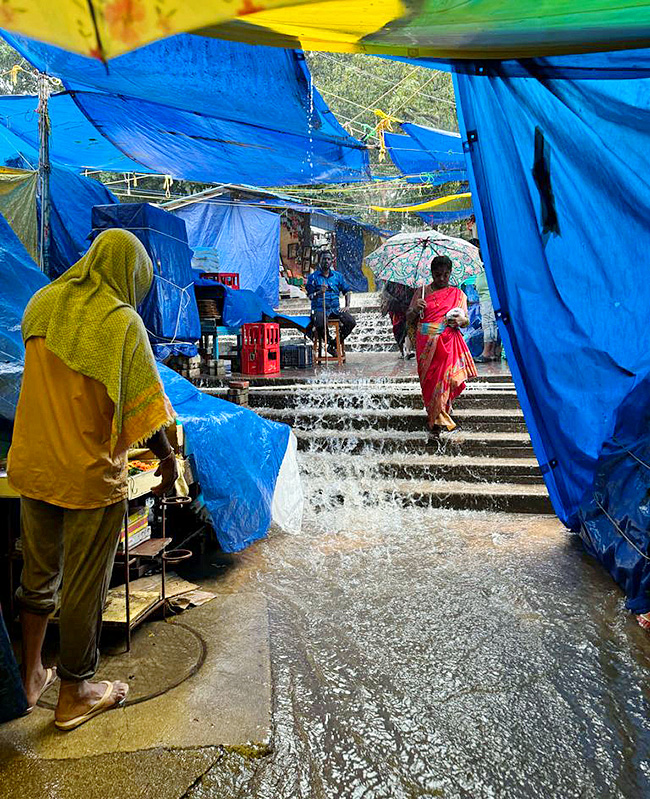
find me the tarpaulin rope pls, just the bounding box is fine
[593,498,650,561]
[144,274,194,345]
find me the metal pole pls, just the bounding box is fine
[37,74,51,277]
[322,280,328,366]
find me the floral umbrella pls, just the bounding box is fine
[365,230,482,289]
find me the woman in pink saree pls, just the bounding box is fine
[408,256,477,432]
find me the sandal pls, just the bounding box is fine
[24,667,58,714]
[54,680,129,731]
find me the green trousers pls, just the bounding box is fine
[16,497,126,682]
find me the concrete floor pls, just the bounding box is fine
[0,592,271,797]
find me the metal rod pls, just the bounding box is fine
[124,512,131,652]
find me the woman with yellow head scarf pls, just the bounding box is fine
[8,228,177,730]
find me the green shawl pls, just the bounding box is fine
[22,228,174,454]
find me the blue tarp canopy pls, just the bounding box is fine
[0,94,149,173]
[174,200,281,308]
[453,48,650,611]
[48,166,118,277]
[0,212,48,422]
[385,123,468,185]
[0,121,121,276]
[1,32,370,186]
[92,203,201,359]
[335,220,367,293]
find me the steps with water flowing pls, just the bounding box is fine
[201,349,552,514]
[200,292,551,514]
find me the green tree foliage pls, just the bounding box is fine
[286,53,462,231]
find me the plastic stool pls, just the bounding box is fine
[313,318,345,366]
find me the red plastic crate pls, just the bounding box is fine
[199,272,240,289]
[240,345,280,375]
[241,323,280,350]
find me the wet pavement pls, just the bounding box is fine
[185,506,650,798]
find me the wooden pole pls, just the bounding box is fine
[37,74,51,277]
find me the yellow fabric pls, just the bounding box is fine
[8,338,129,509]
[371,192,472,213]
[0,167,38,259]
[21,228,174,455]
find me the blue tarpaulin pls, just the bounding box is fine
[335,220,367,293]
[48,166,118,277]
[453,50,650,610]
[0,213,48,422]
[0,94,150,173]
[0,608,27,723]
[385,123,467,185]
[158,364,293,553]
[194,281,310,329]
[418,209,474,226]
[0,122,120,277]
[2,33,370,186]
[92,203,201,359]
[174,200,280,308]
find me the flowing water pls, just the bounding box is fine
[187,372,650,799]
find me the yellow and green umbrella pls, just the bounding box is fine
[1,1,650,61]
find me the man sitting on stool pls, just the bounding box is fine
[307,252,356,356]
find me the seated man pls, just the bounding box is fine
[306,252,356,356]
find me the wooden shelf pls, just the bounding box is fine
[116,537,172,560]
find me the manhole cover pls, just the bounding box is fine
[39,620,206,709]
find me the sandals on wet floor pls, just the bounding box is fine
[54,680,129,732]
[24,667,58,714]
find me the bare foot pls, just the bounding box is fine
[55,679,128,723]
[23,666,49,708]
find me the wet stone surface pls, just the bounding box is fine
[188,502,650,799]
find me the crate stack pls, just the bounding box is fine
[202,354,228,378]
[240,323,280,376]
[168,354,201,379]
[226,380,249,405]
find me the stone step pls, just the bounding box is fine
[300,453,544,484]
[257,406,527,433]
[247,388,520,411]
[346,344,400,353]
[369,479,553,514]
[296,429,534,458]
[200,371,513,389]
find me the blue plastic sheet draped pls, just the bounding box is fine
[92,203,201,358]
[0,608,27,723]
[158,365,290,553]
[174,201,280,308]
[193,281,310,329]
[0,122,120,277]
[335,221,367,293]
[0,213,48,422]
[453,50,650,609]
[0,94,149,173]
[385,123,467,184]
[2,33,370,185]
[48,166,118,277]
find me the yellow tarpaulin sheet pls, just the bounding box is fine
[0,167,38,260]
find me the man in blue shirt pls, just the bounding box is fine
[306,252,356,355]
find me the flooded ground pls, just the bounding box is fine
[187,489,650,798]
